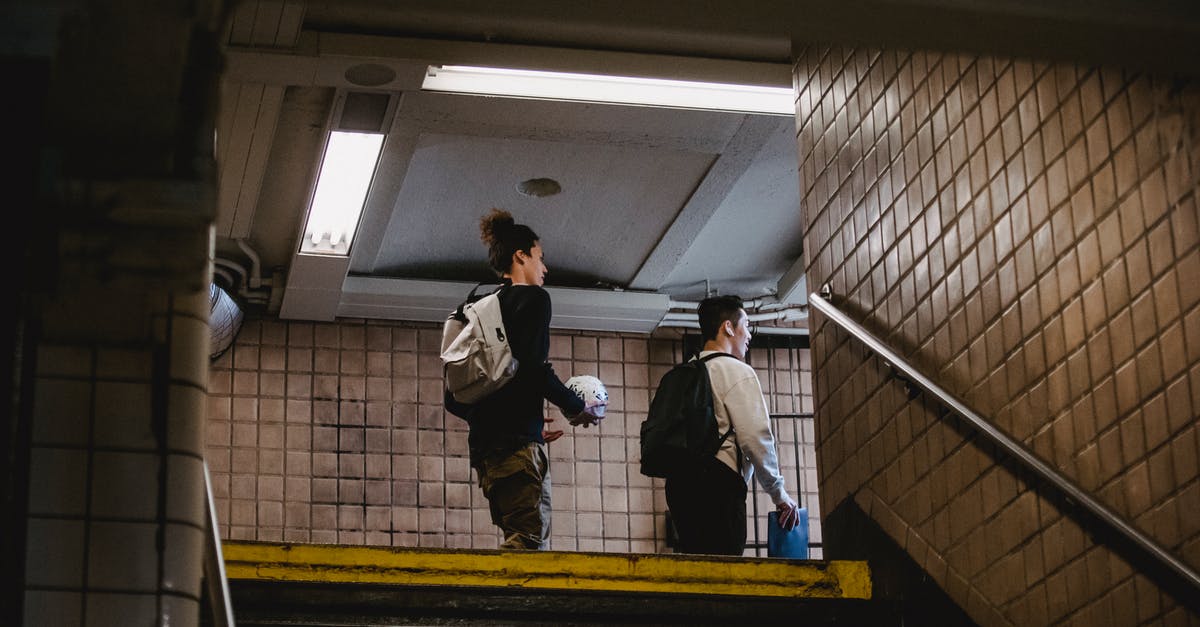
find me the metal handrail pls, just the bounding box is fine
[809,289,1200,597]
[203,461,236,627]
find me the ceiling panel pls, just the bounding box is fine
[660,116,804,299]
[369,131,717,287]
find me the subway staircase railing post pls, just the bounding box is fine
[203,461,236,627]
[809,288,1200,604]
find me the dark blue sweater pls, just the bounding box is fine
[462,284,584,457]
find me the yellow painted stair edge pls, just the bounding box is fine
[223,541,871,600]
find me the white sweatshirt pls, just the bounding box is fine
[700,351,795,507]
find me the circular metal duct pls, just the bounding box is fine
[209,282,244,361]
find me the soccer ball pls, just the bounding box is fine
[563,375,608,419]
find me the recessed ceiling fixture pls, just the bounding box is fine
[422,65,795,115]
[517,177,562,197]
[344,63,397,87]
[300,130,385,255]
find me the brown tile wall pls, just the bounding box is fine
[205,319,819,555]
[795,46,1200,625]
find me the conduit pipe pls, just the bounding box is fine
[656,320,809,336]
[214,257,248,289]
[668,296,773,311]
[660,306,807,323]
[236,238,266,289]
[212,267,236,290]
[748,308,806,323]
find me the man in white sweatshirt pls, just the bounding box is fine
[666,295,801,555]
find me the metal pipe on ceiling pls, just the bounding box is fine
[656,320,808,336]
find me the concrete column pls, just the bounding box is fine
[11,1,226,625]
[24,223,214,625]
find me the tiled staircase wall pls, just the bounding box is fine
[795,46,1200,625]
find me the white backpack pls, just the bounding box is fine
[440,284,518,404]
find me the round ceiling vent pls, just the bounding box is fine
[344,63,397,87]
[517,178,562,197]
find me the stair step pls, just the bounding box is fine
[219,541,887,626]
[224,540,870,599]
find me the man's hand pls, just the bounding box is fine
[542,415,565,443]
[569,399,607,428]
[776,501,801,531]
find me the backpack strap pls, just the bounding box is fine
[453,282,503,320]
[696,351,745,473]
[697,351,737,364]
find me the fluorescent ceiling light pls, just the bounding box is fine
[422,65,795,115]
[301,130,385,256]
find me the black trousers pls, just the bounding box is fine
[665,457,747,556]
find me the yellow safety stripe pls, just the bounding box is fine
[223,541,871,600]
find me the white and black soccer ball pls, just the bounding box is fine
[563,375,608,418]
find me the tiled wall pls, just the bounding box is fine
[796,46,1199,625]
[24,287,212,627]
[206,318,819,556]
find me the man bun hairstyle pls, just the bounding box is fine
[697,295,745,342]
[480,208,539,276]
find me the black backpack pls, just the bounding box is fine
[639,353,739,478]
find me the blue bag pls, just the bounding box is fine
[767,508,809,559]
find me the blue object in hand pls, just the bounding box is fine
[767,507,809,559]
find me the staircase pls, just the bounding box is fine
[215,541,890,626]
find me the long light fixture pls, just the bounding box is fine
[300,130,385,255]
[422,65,795,115]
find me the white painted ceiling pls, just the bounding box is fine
[213,3,809,331]
[354,92,800,295]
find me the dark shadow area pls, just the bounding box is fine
[824,497,978,627]
[0,55,50,627]
[220,579,897,626]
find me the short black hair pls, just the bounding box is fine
[697,295,744,341]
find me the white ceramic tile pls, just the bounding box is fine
[577,538,604,552]
[24,518,85,587]
[27,447,87,516]
[161,523,203,597]
[630,514,656,540]
[85,592,156,627]
[551,485,575,511]
[575,462,600,487]
[160,595,198,627]
[550,536,577,551]
[577,512,603,536]
[167,384,207,454]
[600,462,626,486]
[601,487,628,512]
[631,540,658,553]
[576,486,602,512]
[37,346,92,377]
[470,509,492,531]
[96,348,153,380]
[166,454,205,525]
[23,590,82,627]
[31,379,91,446]
[170,316,211,388]
[93,382,155,449]
[87,522,158,591]
[629,488,655,514]
[446,509,471,533]
[91,452,158,520]
[418,508,445,533]
[445,457,471,483]
[416,532,444,548]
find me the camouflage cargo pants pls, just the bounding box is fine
[476,442,551,549]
